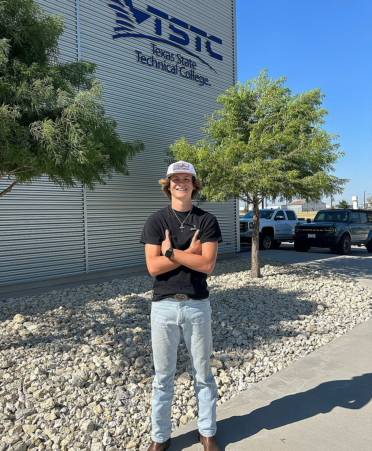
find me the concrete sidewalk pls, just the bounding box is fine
[168,319,372,451]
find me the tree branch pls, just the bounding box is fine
[0,179,21,198]
[0,168,20,180]
[240,192,253,204]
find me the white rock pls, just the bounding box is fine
[0,260,370,450]
[80,420,95,433]
[13,314,26,324]
[210,359,223,369]
[177,372,191,384]
[15,408,36,420]
[91,444,104,451]
[126,439,139,449]
[135,357,146,368]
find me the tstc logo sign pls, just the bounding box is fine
[108,0,223,72]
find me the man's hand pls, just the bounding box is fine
[161,230,172,256]
[171,241,218,274]
[146,229,218,276]
[161,229,202,256]
[188,230,202,255]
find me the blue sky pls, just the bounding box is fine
[236,0,372,206]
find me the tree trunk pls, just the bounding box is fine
[0,179,21,198]
[251,197,261,278]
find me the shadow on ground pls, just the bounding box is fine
[240,244,372,282]
[169,373,372,451]
[0,277,319,360]
[300,256,372,281]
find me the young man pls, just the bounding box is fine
[140,161,222,451]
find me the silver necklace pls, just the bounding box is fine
[172,206,193,232]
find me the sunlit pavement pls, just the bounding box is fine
[237,243,372,288]
[168,245,372,451]
[169,320,372,451]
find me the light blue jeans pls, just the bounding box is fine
[150,298,217,442]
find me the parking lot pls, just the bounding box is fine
[239,243,372,288]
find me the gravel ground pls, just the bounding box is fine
[0,258,371,451]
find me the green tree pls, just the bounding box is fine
[170,70,347,278]
[0,0,143,198]
[338,199,350,209]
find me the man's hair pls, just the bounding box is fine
[158,176,203,200]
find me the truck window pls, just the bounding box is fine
[350,212,359,223]
[316,212,326,221]
[242,210,275,219]
[367,212,372,222]
[286,210,296,220]
[275,210,285,219]
[314,211,349,222]
[360,212,367,224]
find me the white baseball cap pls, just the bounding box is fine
[166,161,197,178]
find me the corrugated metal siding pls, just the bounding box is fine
[37,0,78,62]
[82,0,237,272]
[0,0,237,286]
[79,0,234,142]
[0,178,86,285]
[0,1,84,286]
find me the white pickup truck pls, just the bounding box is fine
[240,208,305,250]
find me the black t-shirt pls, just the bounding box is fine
[140,204,223,301]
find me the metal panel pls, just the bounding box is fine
[37,0,78,62]
[80,0,237,272]
[0,0,237,286]
[233,0,240,252]
[0,178,85,285]
[0,1,84,287]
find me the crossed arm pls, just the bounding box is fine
[145,230,218,276]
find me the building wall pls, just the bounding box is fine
[289,202,327,212]
[290,205,302,213]
[301,202,327,212]
[0,0,237,287]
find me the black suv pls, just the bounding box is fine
[294,209,372,254]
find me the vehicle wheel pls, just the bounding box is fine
[260,232,273,250]
[366,240,372,253]
[335,234,351,255]
[294,240,309,252]
[272,240,282,249]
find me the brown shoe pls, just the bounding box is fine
[199,433,221,451]
[147,438,171,451]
